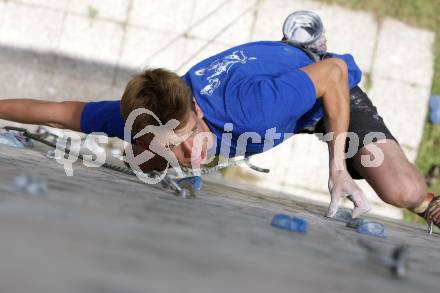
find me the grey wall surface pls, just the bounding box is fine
[0,140,439,293]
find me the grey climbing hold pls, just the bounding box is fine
[346,218,372,229]
[332,208,353,222]
[391,245,409,279]
[46,149,56,159]
[358,239,409,279]
[0,132,33,148]
[45,149,64,160]
[14,175,48,197]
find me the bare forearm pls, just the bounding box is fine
[322,90,350,170]
[301,58,350,171]
[0,99,49,124]
[0,99,85,131]
[301,58,368,217]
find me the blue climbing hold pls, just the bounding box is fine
[429,95,440,124]
[177,176,203,191]
[356,222,386,238]
[271,214,308,234]
[289,217,308,234]
[271,214,291,230]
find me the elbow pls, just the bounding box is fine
[58,101,85,131]
[317,58,349,100]
[326,58,348,85]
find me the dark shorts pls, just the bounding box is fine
[299,86,398,180]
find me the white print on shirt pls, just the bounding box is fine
[195,50,256,96]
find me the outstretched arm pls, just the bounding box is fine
[0,99,85,131]
[301,58,370,218]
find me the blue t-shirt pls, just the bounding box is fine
[80,100,126,140]
[81,41,362,157]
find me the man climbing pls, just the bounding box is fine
[279,11,438,230]
[0,11,438,230]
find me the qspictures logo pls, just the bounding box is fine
[53,108,387,184]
